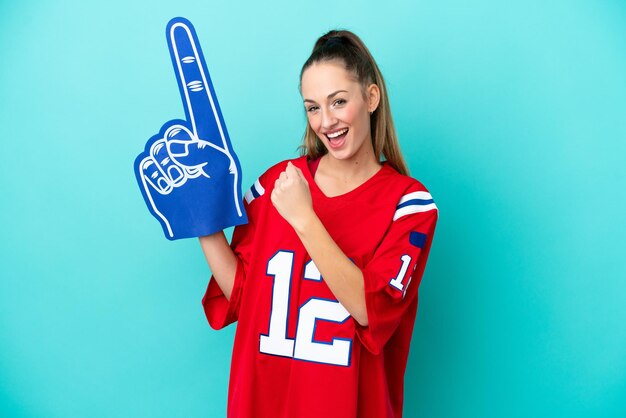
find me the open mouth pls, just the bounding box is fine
[325,128,349,145]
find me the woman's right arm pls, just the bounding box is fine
[198,232,238,300]
[200,168,270,307]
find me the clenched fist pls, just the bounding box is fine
[271,162,315,230]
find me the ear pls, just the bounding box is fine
[366,83,381,113]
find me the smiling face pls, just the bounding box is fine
[301,61,379,164]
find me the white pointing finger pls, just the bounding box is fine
[167,19,227,149]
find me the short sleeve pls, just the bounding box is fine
[201,176,267,330]
[355,189,438,354]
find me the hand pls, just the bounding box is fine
[271,162,315,230]
[134,18,247,240]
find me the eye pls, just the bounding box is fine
[306,105,319,113]
[333,98,346,106]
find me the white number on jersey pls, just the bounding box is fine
[259,250,295,357]
[259,251,352,367]
[388,254,412,292]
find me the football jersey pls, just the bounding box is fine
[202,155,438,418]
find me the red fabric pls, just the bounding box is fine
[202,156,438,418]
[307,156,321,177]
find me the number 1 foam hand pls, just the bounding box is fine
[134,17,247,240]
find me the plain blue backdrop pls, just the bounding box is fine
[1,1,624,417]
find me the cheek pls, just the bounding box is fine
[341,104,363,126]
[307,114,322,133]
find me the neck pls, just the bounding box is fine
[319,149,382,183]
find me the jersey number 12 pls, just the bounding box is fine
[259,250,352,367]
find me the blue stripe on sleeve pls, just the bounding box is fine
[397,198,434,210]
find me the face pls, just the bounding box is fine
[301,61,379,163]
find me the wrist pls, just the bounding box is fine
[199,230,226,244]
[292,209,318,236]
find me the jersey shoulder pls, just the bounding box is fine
[261,156,306,184]
[243,156,305,206]
[376,165,439,220]
[378,164,434,197]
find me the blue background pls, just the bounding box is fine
[1,1,624,417]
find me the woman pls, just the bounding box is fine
[199,30,438,418]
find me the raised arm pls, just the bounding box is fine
[200,176,264,330]
[198,232,238,300]
[270,162,369,326]
[291,214,369,326]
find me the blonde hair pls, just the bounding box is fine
[298,30,409,176]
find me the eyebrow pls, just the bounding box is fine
[303,90,348,104]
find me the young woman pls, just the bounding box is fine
[198,30,438,418]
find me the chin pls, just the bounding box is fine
[319,139,354,161]
[325,148,355,161]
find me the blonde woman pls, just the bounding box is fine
[199,30,438,418]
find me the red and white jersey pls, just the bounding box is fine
[203,155,438,418]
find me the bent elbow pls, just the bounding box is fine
[354,311,369,327]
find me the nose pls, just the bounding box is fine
[320,108,338,130]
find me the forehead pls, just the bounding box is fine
[301,61,360,98]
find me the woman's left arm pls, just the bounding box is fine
[271,162,369,326]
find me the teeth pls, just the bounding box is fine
[327,128,348,139]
